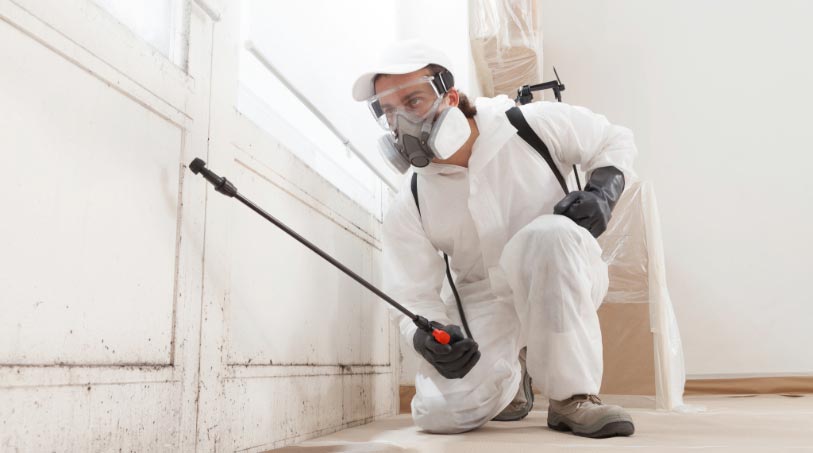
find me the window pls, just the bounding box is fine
[94,0,190,69]
[237,0,399,219]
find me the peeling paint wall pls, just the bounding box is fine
[0,0,398,451]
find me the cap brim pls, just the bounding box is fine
[351,62,430,101]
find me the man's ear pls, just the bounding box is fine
[445,88,460,107]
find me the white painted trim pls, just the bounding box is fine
[232,147,382,249]
[230,105,384,242]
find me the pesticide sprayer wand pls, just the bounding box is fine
[188,158,453,345]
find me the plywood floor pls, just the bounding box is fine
[271,395,813,452]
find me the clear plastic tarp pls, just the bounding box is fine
[598,180,687,410]
[469,0,543,98]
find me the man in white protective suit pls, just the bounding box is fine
[352,40,637,438]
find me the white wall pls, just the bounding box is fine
[540,0,813,378]
[0,0,211,450]
[0,1,397,451]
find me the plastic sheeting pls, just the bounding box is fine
[469,0,543,98]
[597,180,687,410]
[599,183,649,305]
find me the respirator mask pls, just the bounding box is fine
[366,73,472,174]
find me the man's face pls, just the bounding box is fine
[373,69,444,131]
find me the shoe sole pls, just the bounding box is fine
[547,416,635,438]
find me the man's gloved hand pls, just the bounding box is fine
[553,166,625,238]
[413,322,480,379]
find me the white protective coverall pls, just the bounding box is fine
[382,95,637,433]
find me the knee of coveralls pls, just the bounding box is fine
[497,214,609,400]
[411,294,522,434]
[411,355,519,433]
[499,214,607,320]
[504,214,591,263]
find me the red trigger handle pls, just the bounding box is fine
[432,328,451,345]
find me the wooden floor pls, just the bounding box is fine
[270,394,813,452]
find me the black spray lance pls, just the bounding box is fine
[188,158,458,345]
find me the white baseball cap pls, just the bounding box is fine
[352,39,454,102]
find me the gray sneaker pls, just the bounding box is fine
[492,347,534,421]
[547,394,635,438]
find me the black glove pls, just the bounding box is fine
[553,166,625,238]
[413,322,480,379]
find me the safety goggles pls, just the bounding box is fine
[366,75,445,131]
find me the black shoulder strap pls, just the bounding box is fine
[411,172,420,215]
[505,106,570,195]
[409,171,473,339]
